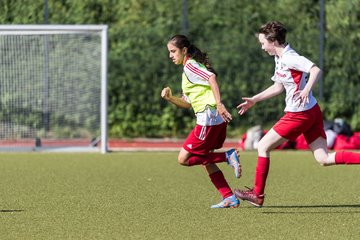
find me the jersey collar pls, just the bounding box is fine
[281,44,291,56]
[183,55,190,65]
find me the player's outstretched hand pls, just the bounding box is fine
[161,87,172,101]
[237,97,255,115]
[216,102,232,122]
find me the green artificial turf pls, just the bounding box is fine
[0,151,359,240]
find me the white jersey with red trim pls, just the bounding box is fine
[272,44,317,112]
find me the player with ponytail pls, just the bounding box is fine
[161,34,241,208]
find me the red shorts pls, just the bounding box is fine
[273,104,326,144]
[183,122,227,155]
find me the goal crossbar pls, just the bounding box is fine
[0,25,107,35]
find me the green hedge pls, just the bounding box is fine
[1,0,359,138]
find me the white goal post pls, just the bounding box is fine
[0,25,108,153]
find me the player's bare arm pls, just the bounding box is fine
[237,82,284,115]
[208,75,232,122]
[293,66,322,107]
[161,87,191,109]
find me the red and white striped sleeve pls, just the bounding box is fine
[183,60,214,85]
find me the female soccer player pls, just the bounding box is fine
[235,21,360,207]
[161,34,241,208]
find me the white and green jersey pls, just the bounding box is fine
[182,58,224,126]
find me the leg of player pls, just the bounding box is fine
[309,137,336,166]
[235,128,287,207]
[205,164,240,209]
[177,147,192,166]
[310,136,360,165]
[178,147,241,178]
[177,148,240,208]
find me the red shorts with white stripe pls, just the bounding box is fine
[183,122,227,155]
[273,103,326,144]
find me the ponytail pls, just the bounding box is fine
[188,44,217,75]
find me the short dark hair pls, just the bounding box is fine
[257,21,287,45]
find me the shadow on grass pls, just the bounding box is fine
[0,210,24,213]
[265,204,360,208]
[256,204,360,214]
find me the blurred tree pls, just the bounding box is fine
[0,0,359,138]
